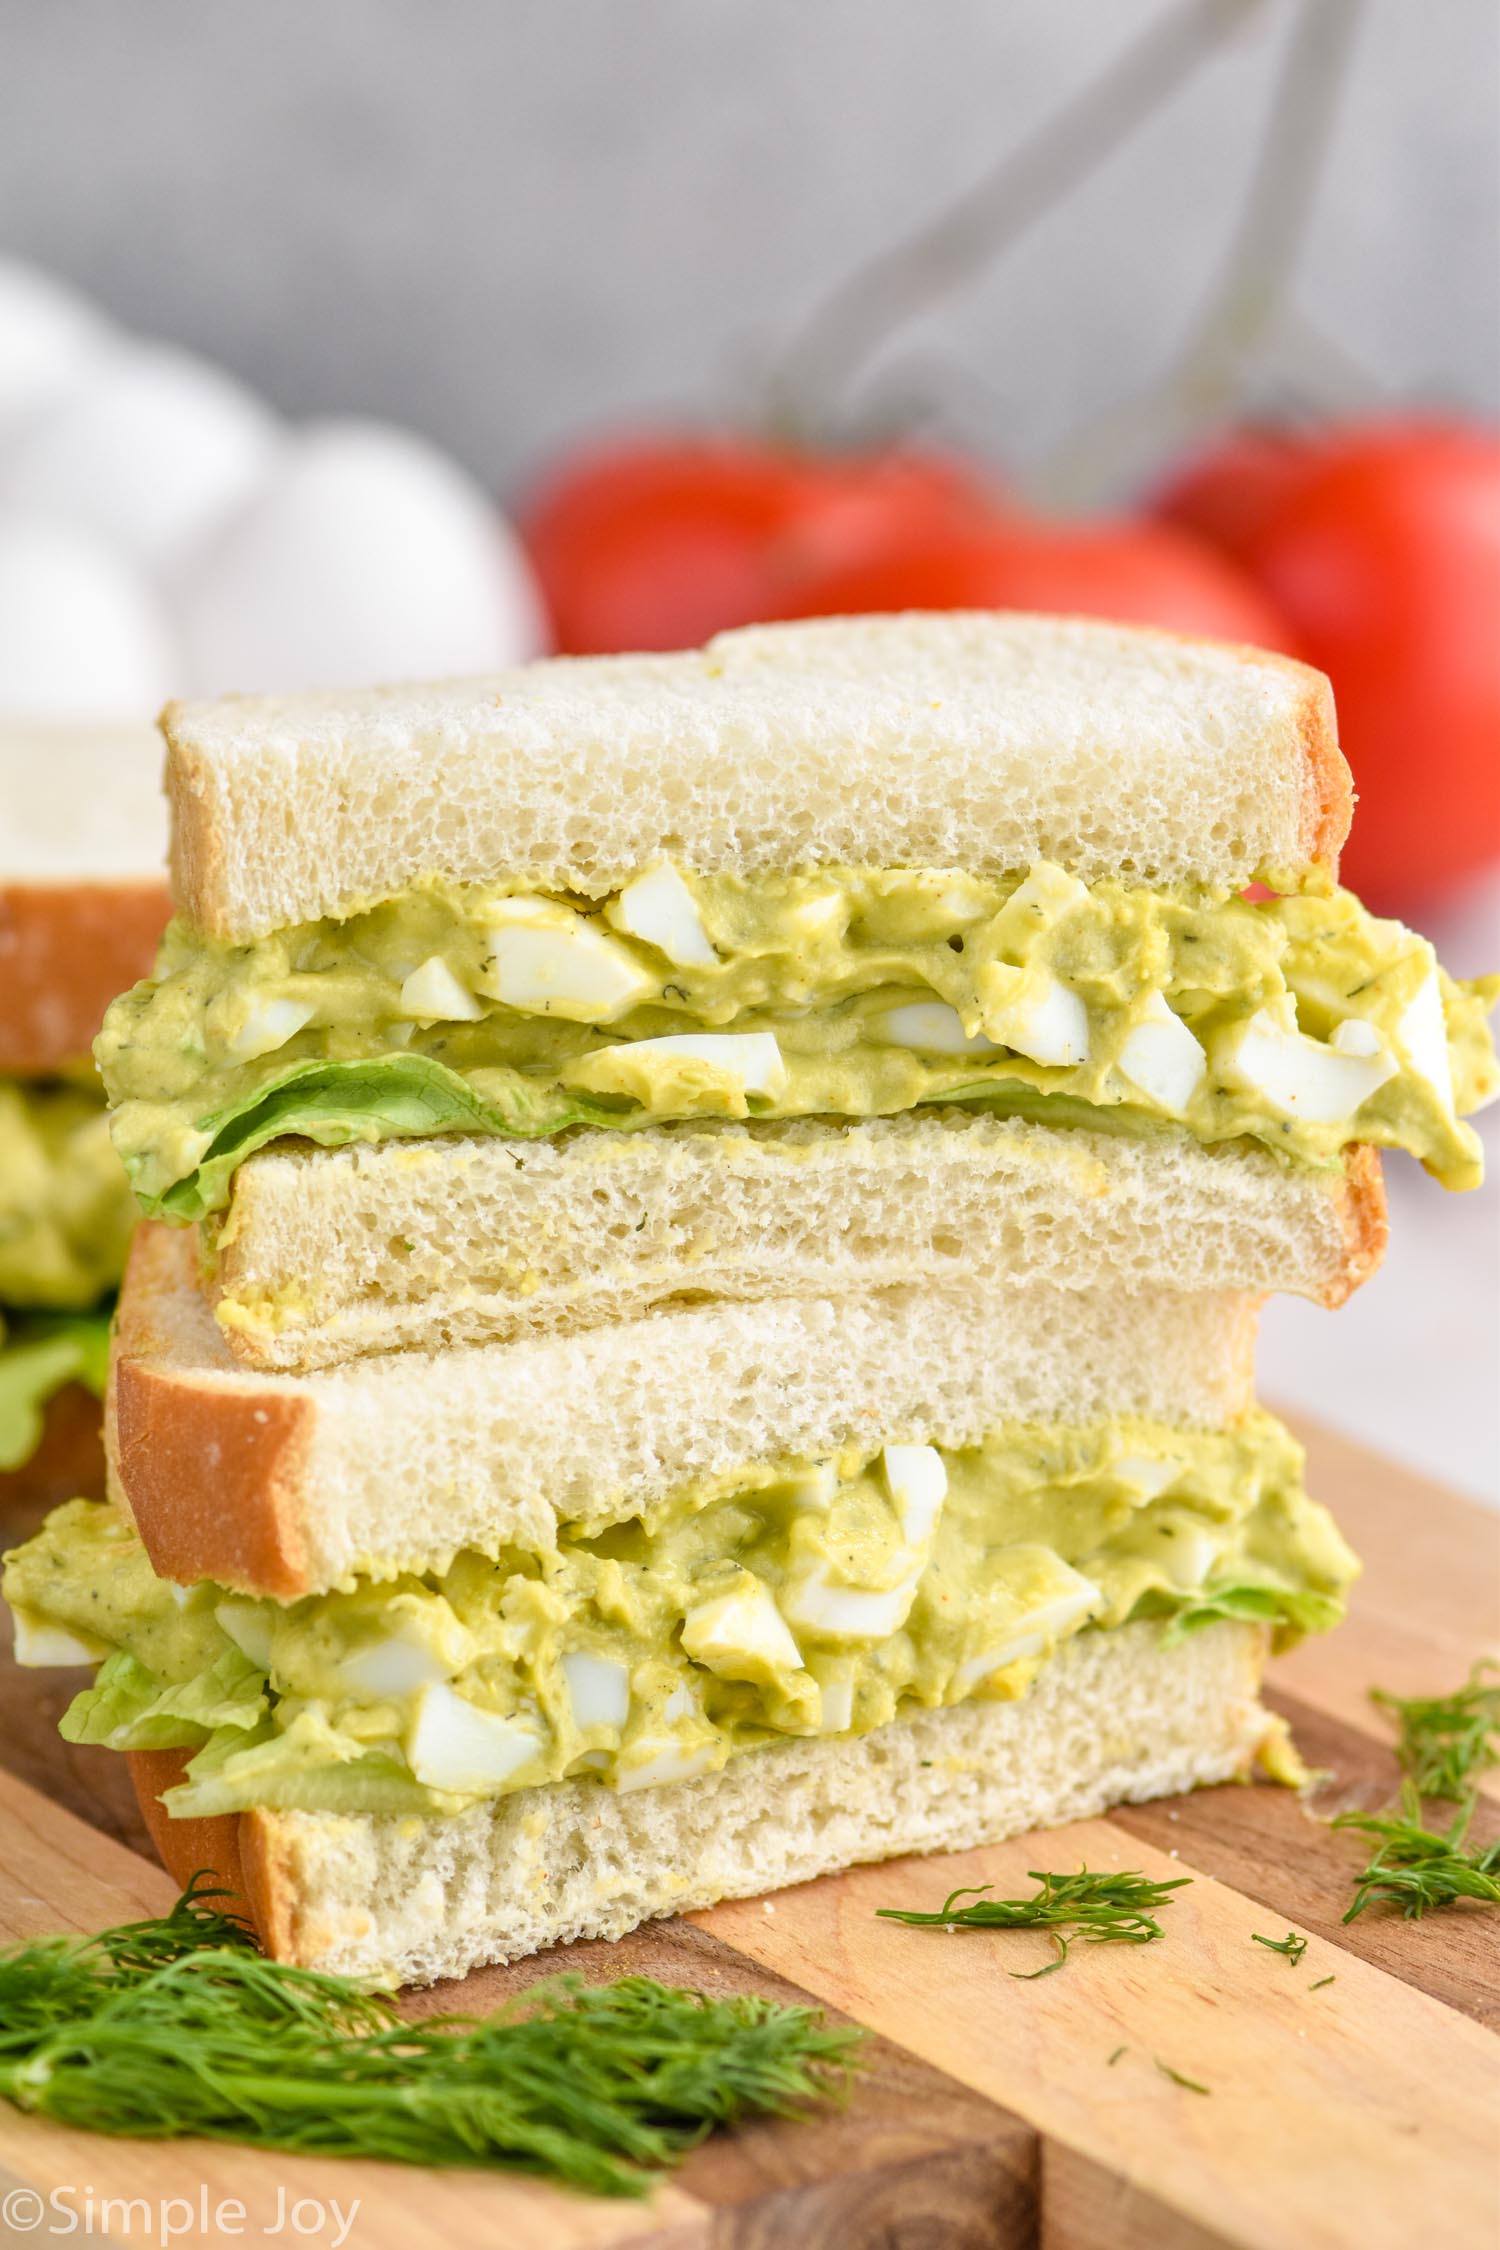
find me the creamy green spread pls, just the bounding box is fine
[98,864,1499,1221]
[3,1411,1355,1818]
[0,1079,136,1309]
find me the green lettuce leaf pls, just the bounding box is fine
[1159,1581,1346,1649]
[60,1646,268,1752]
[142,1054,625,1224]
[0,1309,113,1472]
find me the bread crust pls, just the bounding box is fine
[0,879,168,1074]
[1330,1145,1389,1307]
[110,1230,313,1598]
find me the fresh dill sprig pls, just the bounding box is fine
[1154,2058,1211,2095]
[1249,1930,1308,1965]
[0,1876,863,2194]
[1369,1662,1500,1802]
[876,1868,1189,1970]
[1309,1976,1336,1991]
[1333,1786,1500,1924]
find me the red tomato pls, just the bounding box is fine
[1152,425,1318,561]
[1233,423,1500,903]
[519,435,995,654]
[780,514,1289,647]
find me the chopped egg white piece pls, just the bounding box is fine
[786,883,847,935]
[1221,999,1397,1124]
[405,1683,539,1791]
[228,996,315,1062]
[562,1650,631,1730]
[1330,1018,1383,1059]
[612,1739,721,1792]
[9,1609,109,1667]
[681,1572,803,1681]
[876,1002,999,1057]
[477,904,653,1022]
[786,1462,839,1511]
[613,1031,788,1097]
[780,1564,922,1644]
[1113,1454,1184,1499]
[339,1634,453,1699]
[882,1444,948,1544]
[398,955,483,1023]
[1117,993,1207,1115]
[815,1661,857,1734]
[1395,969,1454,1114]
[998,863,1091,932]
[1154,1522,1221,1588]
[953,1569,1102,1690]
[611,864,718,968]
[214,1599,275,1671]
[662,1680,698,1724]
[984,970,1090,1068]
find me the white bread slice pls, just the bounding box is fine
[0,722,169,1073]
[131,1616,1269,1984]
[163,613,1348,943]
[110,1222,1259,1600]
[210,1115,1386,1372]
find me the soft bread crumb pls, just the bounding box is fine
[210,1114,1386,1371]
[228,1618,1270,1984]
[163,614,1347,941]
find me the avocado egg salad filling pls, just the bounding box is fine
[3,1409,1355,1819]
[98,862,1499,1224]
[0,1078,132,1471]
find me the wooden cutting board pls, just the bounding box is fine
[0,1415,1495,2250]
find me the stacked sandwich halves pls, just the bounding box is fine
[6,615,1495,1987]
[0,725,167,1511]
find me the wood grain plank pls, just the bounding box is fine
[1112,1690,1500,2026]
[1278,1416,1500,1791]
[0,1770,1042,2250]
[695,1815,1500,2250]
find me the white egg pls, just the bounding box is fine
[405,1682,539,1792]
[876,1001,999,1057]
[0,259,110,434]
[605,1031,788,1097]
[881,1444,948,1544]
[477,909,653,1021]
[399,955,484,1023]
[610,864,717,968]
[681,1573,803,1682]
[8,1608,109,1668]
[180,418,546,695]
[1221,1000,1397,1125]
[561,1650,631,1731]
[953,1569,1102,1690]
[0,512,179,718]
[0,342,279,572]
[612,1739,722,1793]
[1117,993,1207,1116]
[983,969,1091,1068]
[780,1564,922,1644]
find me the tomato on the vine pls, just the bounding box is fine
[1170,421,1500,903]
[519,435,995,654]
[780,513,1288,647]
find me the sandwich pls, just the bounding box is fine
[4,613,1490,1987]
[5,1221,1355,1984]
[94,614,1490,1369]
[0,724,167,1511]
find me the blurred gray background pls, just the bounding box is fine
[2,0,1497,500]
[4,0,1497,1500]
